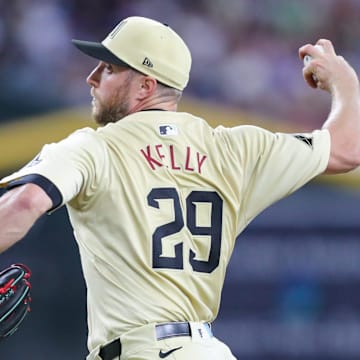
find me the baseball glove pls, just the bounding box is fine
[0,264,31,339]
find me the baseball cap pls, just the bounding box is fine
[72,16,192,91]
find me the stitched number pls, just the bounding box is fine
[147,188,223,273]
[187,191,222,273]
[147,188,184,270]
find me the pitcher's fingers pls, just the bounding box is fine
[316,39,336,56]
[302,68,318,89]
[299,43,313,61]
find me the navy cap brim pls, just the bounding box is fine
[71,39,129,67]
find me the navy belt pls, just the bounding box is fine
[99,322,212,360]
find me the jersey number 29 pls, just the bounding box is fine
[147,187,223,274]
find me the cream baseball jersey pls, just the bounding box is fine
[0,111,330,355]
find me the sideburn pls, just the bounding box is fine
[94,70,138,126]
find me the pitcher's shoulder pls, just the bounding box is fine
[214,124,271,139]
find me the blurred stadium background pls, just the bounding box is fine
[1,0,360,359]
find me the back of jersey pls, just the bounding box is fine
[67,111,241,350]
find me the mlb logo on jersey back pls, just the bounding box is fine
[159,124,178,136]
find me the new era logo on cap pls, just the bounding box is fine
[142,57,153,68]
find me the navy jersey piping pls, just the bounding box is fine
[5,174,63,211]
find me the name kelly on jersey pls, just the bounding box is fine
[140,144,207,174]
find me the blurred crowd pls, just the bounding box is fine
[1,0,360,128]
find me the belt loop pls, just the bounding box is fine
[99,338,121,360]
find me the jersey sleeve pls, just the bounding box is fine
[0,127,105,212]
[220,125,330,225]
